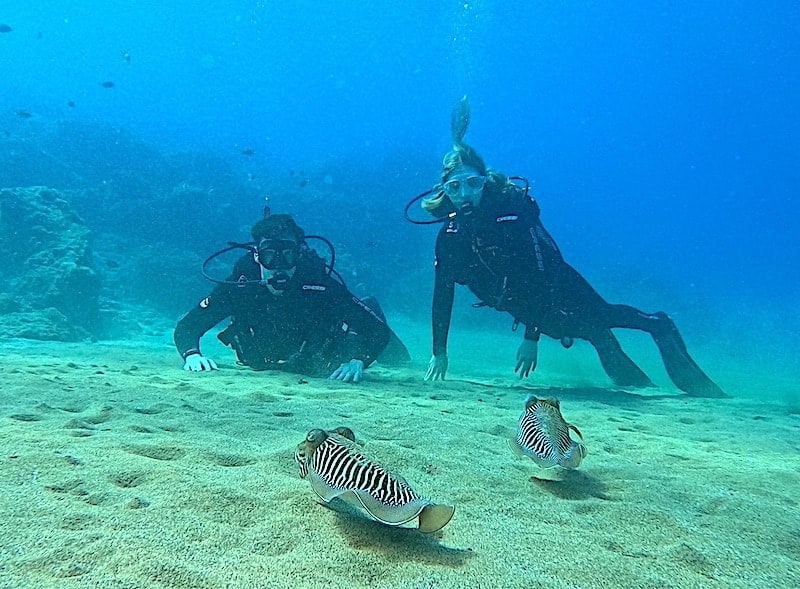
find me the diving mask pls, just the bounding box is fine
[256,238,299,270]
[442,171,485,209]
[443,174,486,197]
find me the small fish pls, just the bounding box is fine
[295,427,455,533]
[240,148,255,156]
[0,24,12,33]
[510,395,587,469]
[15,110,32,119]
[67,100,75,108]
[100,81,115,88]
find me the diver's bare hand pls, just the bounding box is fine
[514,339,538,378]
[425,354,448,381]
[329,359,364,384]
[183,353,218,372]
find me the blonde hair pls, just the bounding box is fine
[420,191,445,213]
[421,144,514,216]
[423,96,503,216]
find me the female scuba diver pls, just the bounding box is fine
[410,96,725,398]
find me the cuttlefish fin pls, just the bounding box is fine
[418,503,455,533]
[507,437,527,459]
[351,490,430,527]
[531,455,559,469]
[559,442,587,469]
[307,471,348,503]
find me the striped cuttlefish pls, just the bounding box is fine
[510,395,587,470]
[294,427,455,533]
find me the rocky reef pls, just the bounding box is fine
[0,121,425,342]
[0,186,100,341]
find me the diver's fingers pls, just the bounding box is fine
[424,359,435,381]
[425,368,442,381]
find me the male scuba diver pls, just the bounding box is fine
[174,213,409,383]
[410,96,725,398]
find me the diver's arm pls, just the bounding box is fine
[514,325,540,378]
[339,291,391,368]
[316,278,390,370]
[425,269,454,382]
[424,250,457,381]
[431,228,458,358]
[173,284,236,361]
[174,253,259,361]
[524,324,540,342]
[431,264,455,357]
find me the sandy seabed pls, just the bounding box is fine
[1,323,798,589]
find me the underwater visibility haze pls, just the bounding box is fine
[0,2,798,588]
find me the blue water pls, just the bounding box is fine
[1,1,798,397]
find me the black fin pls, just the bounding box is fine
[593,330,654,388]
[652,313,728,398]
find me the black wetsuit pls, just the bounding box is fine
[175,249,391,377]
[431,181,725,397]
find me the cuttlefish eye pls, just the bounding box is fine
[332,426,356,442]
[306,429,327,444]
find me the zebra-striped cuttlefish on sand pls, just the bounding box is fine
[510,395,587,470]
[294,427,455,533]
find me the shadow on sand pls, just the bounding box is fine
[317,498,473,566]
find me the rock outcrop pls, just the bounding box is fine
[0,186,100,341]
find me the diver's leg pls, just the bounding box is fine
[538,267,652,388]
[649,312,727,398]
[588,329,654,388]
[550,268,653,388]
[603,306,727,398]
[550,263,725,396]
[380,329,412,364]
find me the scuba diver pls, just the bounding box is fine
[174,213,410,383]
[407,96,725,398]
